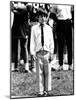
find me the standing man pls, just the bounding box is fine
[11,2,30,72]
[30,8,54,96]
[50,5,73,70]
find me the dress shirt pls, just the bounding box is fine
[48,19,54,28]
[30,23,54,56]
[56,5,72,20]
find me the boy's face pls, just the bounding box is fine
[39,15,43,24]
[43,15,47,23]
[39,14,47,24]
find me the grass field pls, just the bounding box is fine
[10,69,74,98]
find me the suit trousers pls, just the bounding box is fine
[36,51,51,94]
[56,19,72,66]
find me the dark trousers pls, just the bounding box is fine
[53,22,58,54]
[20,38,27,63]
[11,37,27,69]
[11,20,29,69]
[11,37,18,69]
[56,19,72,66]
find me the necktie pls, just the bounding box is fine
[41,24,44,47]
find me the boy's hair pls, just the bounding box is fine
[37,8,48,17]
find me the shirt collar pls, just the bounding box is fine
[38,22,46,27]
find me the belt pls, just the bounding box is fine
[36,50,48,56]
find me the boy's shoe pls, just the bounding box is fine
[37,91,44,97]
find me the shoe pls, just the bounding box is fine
[68,65,73,70]
[23,69,28,73]
[19,67,28,73]
[37,93,44,97]
[43,91,48,96]
[51,68,56,71]
[12,69,18,72]
[27,70,32,73]
[32,68,36,73]
[19,59,24,65]
[37,91,44,97]
[57,66,63,71]
[47,93,51,96]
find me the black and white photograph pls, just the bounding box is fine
[10,1,74,99]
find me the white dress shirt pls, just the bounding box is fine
[56,5,72,20]
[11,12,14,28]
[30,23,54,56]
[48,19,54,28]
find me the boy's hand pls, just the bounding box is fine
[49,53,54,63]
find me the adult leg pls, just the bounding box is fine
[53,22,57,54]
[20,38,27,63]
[56,21,65,70]
[20,38,29,72]
[14,38,18,70]
[66,21,72,67]
[57,36,64,67]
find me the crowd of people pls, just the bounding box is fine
[11,1,74,97]
[11,2,74,72]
